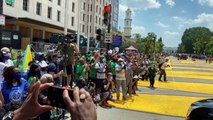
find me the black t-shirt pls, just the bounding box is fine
[100,80,111,93]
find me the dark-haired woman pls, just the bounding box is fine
[0,66,32,105]
[27,63,40,83]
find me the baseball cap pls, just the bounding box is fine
[48,63,56,72]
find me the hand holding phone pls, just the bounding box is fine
[47,86,73,109]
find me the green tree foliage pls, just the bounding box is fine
[120,33,164,54]
[205,37,213,56]
[179,27,212,54]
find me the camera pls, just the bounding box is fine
[50,34,77,44]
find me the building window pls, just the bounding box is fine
[49,0,52,1]
[48,7,52,19]
[95,16,97,23]
[57,10,61,21]
[90,15,92,22]
[23,0,29,11]
[90,4,92,11]
[90,26,92,33]
[99,7,101,15]
[82,25,85,32]
[96,5,98,12]
[58,0,61,6]
[71,17,74,26]
[83,2,86,10]
[72,2,75,12]
[83,14,85,21]
[36,2,41,15]
[99,18,101,25]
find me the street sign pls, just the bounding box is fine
[0,15,5,26]
[112,35,122,47]
[104,33,112,43]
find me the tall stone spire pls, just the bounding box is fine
[124,8,132,38]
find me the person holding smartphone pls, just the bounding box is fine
[2,77,97,120]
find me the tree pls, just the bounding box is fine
[180,27,212,54]
[155,37,164,53]
[205,37,213,56]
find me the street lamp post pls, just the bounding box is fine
[86,0,91,52]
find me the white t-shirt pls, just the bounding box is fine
[95,62,106,79]
[115,64,126,80]
[161,62,167,70]
[0,62,6,83]
[5,59,14,67]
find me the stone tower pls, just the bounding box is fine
[124,8,132,38]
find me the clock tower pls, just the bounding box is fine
[124,8,132,38]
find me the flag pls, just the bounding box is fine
[22,45,32,70]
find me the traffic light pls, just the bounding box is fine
[96,29,102,41]
[103,5,111,25]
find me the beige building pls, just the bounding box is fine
[2,0,79,48]
[1,0,113,50]
[79,0,111,38]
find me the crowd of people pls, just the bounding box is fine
[0,44,168,119]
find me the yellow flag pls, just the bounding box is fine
[22,45,32,69]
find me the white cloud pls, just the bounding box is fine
[157,21,169,28]
[198,0,213,7]
[125,0,161,10]
[173,13,213,31]
[132,25,146,36]
[164,31,179,36]
[119,4,129,19]
[166,0,176,7]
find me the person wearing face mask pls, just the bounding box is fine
[115,58,127,100]
[1,47,14,67]
[0,51,6,83]
[0,66,33,106]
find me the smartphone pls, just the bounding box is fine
[47,86,73,109]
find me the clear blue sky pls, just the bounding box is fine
[118,0,213,47]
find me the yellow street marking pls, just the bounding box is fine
[179,60,195,64]
[166,71,213,80]
[172,66,213,71]
[109,94,207,117]
[138,81,213,94]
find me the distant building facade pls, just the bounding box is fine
[111,0,119,32]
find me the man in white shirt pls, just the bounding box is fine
[1,47,14,67]
[158,59,168,82]
[115,58,127,100]
[95,56,106,94]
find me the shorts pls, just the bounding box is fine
[66,64,73,75]
[96,79,105,90]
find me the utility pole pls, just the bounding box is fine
[86,0,91,52]
[64,0,68,35]
[77,0,81,48]
[107,4,112,50]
